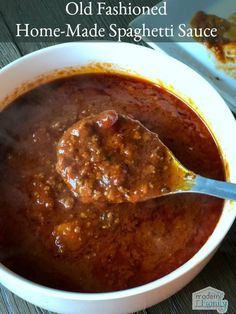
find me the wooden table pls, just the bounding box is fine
[0,1,236,313]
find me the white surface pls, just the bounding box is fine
[0,42,236,314]
[130,0,236,112]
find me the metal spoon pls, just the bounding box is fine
[181,174,236,201]
[145,142,236,202]
[57,110,236,203]
[140,135,236,202]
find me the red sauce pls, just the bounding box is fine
[0,73,225,292]
[56,110,194,203]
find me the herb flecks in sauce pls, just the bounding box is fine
[57,110,195,203]
[0,73,225,292]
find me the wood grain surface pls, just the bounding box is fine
[0,1,235,313]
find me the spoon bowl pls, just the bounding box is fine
[57,109,236,203]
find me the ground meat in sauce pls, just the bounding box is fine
[57,110,194,203]
[0,73,225,292]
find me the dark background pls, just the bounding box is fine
[0,0,236,313]
[0,0,158,43]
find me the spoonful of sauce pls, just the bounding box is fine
[57,110,236,203]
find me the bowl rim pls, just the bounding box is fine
[0,41,236,301]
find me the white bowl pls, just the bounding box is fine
[0,42,236,314]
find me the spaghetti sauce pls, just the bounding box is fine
[0,73,225,292]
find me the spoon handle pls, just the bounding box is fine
[191,175,236,201]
